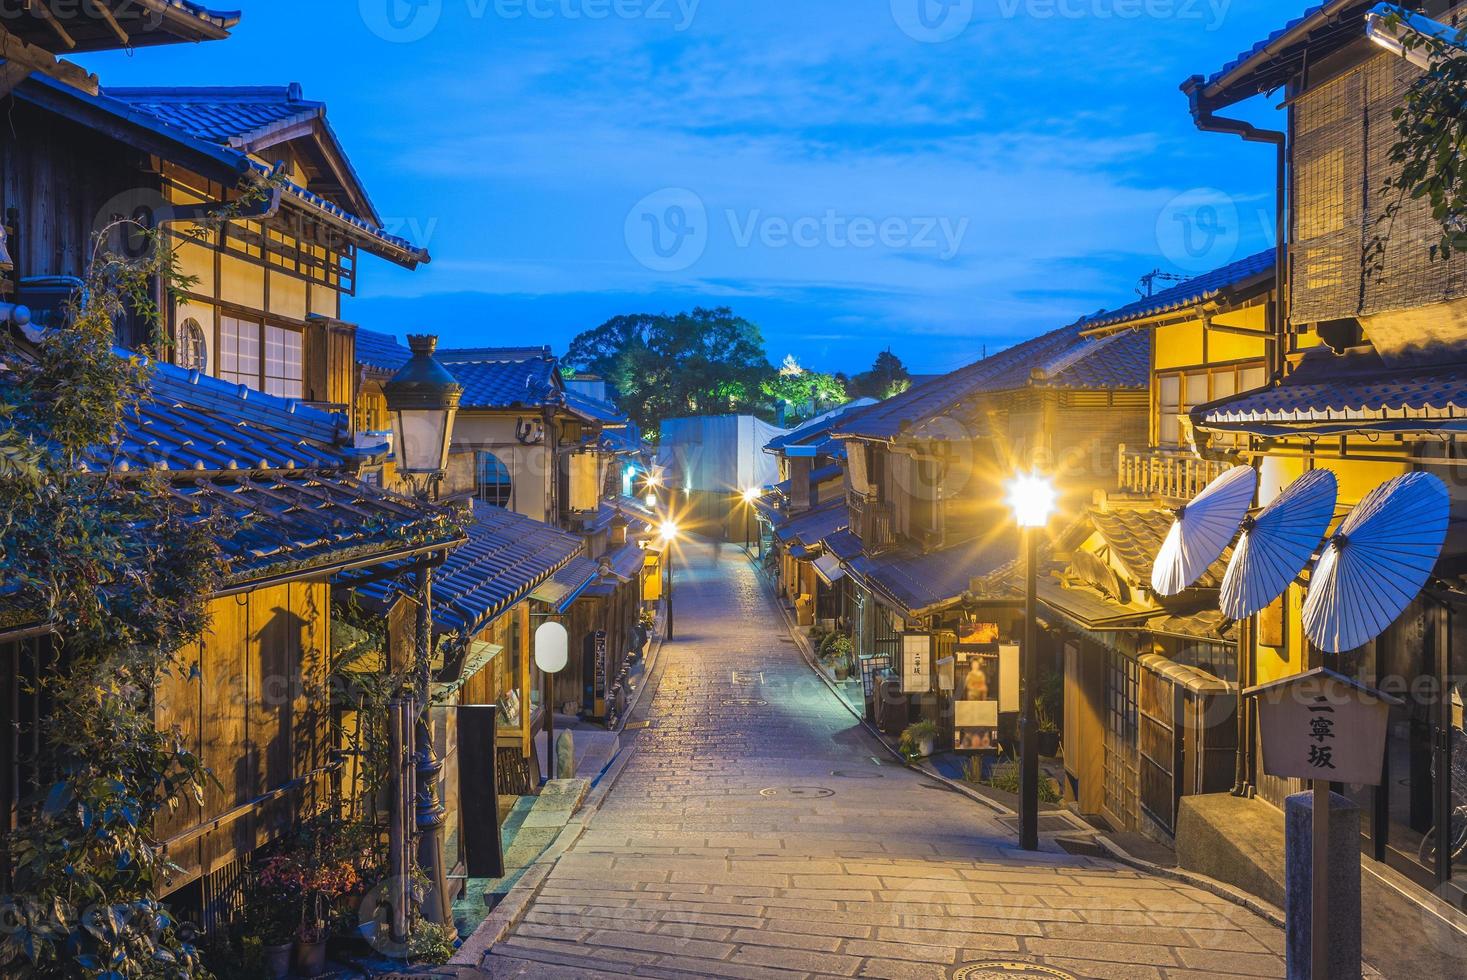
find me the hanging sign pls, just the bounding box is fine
[901,633,931,693]
[1244,667,1401,786]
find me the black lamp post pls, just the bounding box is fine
[383,334,462,927]
[1006,471,1055,853]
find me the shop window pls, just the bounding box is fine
[477,451,513,508]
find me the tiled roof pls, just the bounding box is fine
[1196,346,1467,436]
[1090,507,1230,590]
[105,85,321,147]
[565,388,627,425]
[765,399,878,452]
[530,555,601,612]
[1079,250,1275,331]
[361,501,583,638]
[769,461,844,504]
[846,531,1017,617]
[1198,2,1369,106]
[444,357,560,411]
[355,329,412,376]
[774,500,848,548]
[19,82,429,266]
[837,323,1149,441]
[101,358,350,474]
[2,1,238,52]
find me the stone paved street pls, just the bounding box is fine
[477,538,1288,979]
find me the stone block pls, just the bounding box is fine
[1284,790,1361,980]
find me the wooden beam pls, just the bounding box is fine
[87,0,131,47]
[27,2,78,51]
[0,61,30,100]
[0,25,99,95]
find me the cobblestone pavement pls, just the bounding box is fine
[478,539,1288,979]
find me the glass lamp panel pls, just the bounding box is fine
[394,408,450,474]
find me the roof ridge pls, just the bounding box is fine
[104,83,311,104]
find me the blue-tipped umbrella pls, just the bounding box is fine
[1151,465,1257,598]
[1303,472,1449,653]
[1220,470,1338,621]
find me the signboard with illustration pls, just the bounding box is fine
[952,641,1020,753]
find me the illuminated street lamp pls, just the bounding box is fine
[741,486,761,551]
[1006,471,1056,853]
[660,520,680,641]
[382,334,463,928]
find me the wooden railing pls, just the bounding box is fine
[1117,445,1231,500]
[849,492,895,554]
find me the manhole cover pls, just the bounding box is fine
[951,963,1077,980]
[731,670,764,683]
[831,769,885,779]
[723,698,767,706]
[759,786,835,799]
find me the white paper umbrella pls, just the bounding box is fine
[1151,465,1257,598]
[1303,472,1450,653]
[1220,469,1338,621]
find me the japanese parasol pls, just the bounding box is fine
[1303,472,1450,654]
[1220,469,1338,621]
[1151,465,1257,598]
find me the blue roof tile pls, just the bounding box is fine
[360,501,583,637]
[355,329,412,376]
[438,349,562,411]
[1079,250,1275,330]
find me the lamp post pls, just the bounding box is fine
[742,487,760,551]
[1006,471,1056,853]
[660,520,679,641]
[535,621,569,782]
[383,334,462,927]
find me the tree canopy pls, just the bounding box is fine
[565,308,774,435]
[760,355,848,424]
[849,349,911,400]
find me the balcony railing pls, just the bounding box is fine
[1117,445,1231,500]
[849,492,895,554]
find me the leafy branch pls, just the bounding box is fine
[1368,5,1467,275]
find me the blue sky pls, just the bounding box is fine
[78,0,1286,375]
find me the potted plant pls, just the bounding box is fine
[246,862,299,979]
[408,921,460,966]
[824,634,854,681]
[900,719,940,760]
[1035,673,1062,758]
[257,840,359,979]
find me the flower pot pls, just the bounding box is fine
[293,937,328,977]
[263,942,292,980]
[833,664,850,681]
[1037,730,1061,758]
[918,735,935,757]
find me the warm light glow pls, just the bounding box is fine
[659,520,680,543]
[644,492,657,508]
[742,486,761,504]
[1007,471,1057,528]
[646,471,663,487]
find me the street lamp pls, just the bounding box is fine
[1006,471,1056,853]
[660,520,679,641]
[382,334,462,927]
[741,486,760,551]
[535,621,569,783]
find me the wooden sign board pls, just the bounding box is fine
[901,633,931,693]
[1244,668,1401,786]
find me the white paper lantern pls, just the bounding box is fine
[534,621,569,674]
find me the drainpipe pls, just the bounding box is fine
[1180,78,1288,800]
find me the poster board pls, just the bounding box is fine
[901,633,931,693]
[859,653,892,699]
[951,639,1019,752]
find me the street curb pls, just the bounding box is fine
[752,554,1012,817]
[452,634,661,969]
[1087,831,1287,929]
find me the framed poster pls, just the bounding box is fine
[859,653,892,699]
[953,648,1000,751]
[901,633,931,693]
[998,644,1020,713]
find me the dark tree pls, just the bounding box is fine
[565,308,773,436]
[849,349,911,400]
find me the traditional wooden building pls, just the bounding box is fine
[819,322,1151,741]
[1171,1,1467,913]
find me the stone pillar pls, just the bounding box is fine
[557,731,577,780]
[1285,790,1361,980]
